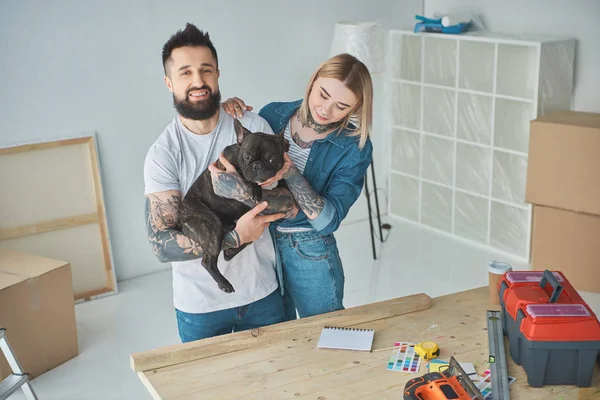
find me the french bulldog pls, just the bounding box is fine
[179,119,289,293]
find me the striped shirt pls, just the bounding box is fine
[278,120,314,233]
[284,120,311,174]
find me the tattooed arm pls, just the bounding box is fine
[279,157,324,220]
[208,156,300,219]
[146,191,245,263]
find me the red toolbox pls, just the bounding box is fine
[498,270,600,387]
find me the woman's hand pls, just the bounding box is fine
[260,152,295,188]
[208,153,255,202]
[222,97,253,119]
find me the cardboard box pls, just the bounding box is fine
[531,206,600,293]
[526,111,600,215]
[0,249,78,379]
[526,111,600,293]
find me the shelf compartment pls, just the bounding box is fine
[389,173,419,222]
[496,43,538,100]
[492,151,528,205]
[490,201,529,257]
[423,36,457,88]
[392,83,421,130]
[391,128,420,176]
[494,98,534,153]
[458,40,495,93]
[423,86,455,136]
[422,134,454,185]
[421,182,452,233]
[457,92,493,145]
[454,191,489,243]
[392,34,422,82]
[455,142,491,196]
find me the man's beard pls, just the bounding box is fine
[173,86,221,120]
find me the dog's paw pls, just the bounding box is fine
[262,181,279,191]
[250,184,262,203]
[219,281,235,294]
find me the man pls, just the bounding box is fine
[144,23,296,342]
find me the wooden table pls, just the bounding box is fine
[130,287,600,399]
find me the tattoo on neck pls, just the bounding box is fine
[306,110,338,134]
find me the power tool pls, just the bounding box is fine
[403,356,484,400]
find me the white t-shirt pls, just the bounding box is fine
[143,108,278,313]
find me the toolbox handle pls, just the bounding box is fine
[540,270,563,303]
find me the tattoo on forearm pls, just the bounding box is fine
[212,170,253,202]
[146,196,204,262]
[148,193,182,230]
[284,167,324,219]
[242,187,299,219]
[146,196,245,262]
[223,230,241,250]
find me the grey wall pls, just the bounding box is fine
[0,0,422,280]
[424,0,600,112]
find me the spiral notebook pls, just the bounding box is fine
[316,326,375,351]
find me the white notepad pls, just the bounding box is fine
[316,326,375,351]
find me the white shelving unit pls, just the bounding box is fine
[386,30,575,260]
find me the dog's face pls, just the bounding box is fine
[232,119,289,183]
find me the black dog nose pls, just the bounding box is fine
[252,163,263,171]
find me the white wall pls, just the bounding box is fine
[0,0,422,280]
[424,0,600,112]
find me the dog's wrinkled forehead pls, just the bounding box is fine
[241,133,285,158]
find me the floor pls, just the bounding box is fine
[8,217,600,400]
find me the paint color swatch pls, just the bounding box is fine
[474,369,516,399]
[387,342,422,373]
[428,359,449,373]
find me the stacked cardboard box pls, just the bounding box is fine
[0,248,78,379]
[526,111,600,293]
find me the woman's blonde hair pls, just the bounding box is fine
[298,53,373,149]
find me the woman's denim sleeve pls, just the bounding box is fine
[308,139,373,235]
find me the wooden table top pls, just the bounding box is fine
[130,287,600,399]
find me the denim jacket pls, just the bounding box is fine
[259,100,373,236]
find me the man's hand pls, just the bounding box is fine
[259,152,295,188]
[235,201,285,244]
[222,97,253,119]
[208,154,254,202]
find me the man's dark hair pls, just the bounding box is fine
[161,23,218,75]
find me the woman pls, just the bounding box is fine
[214,53,373,321]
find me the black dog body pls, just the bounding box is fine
[179,119,289,293]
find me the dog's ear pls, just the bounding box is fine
[233,119,251,144]
[281,137,290,152]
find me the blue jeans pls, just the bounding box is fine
[273,229,345,321]
[175,289,284,343]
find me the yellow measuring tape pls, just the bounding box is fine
[414,341,440,360]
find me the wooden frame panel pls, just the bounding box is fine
[0,135,117,301]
